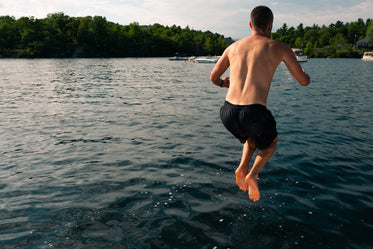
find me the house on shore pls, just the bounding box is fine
[357,36,372,48]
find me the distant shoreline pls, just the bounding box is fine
[1,14,372,59]
[0,13,233,59]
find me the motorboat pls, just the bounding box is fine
[292,48,308,62]
[361,52,373,61]
[194,56,220,63]
[169,56,189,61]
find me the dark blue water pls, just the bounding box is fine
[0,58,372,249]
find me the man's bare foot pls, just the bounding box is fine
[245,174,260,201]
[235,169,249,191]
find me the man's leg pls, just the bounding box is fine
[235,138,256,191]
[245,136,278,201]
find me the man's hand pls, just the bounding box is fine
[221,77,230,88]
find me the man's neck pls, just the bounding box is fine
[251,29,270,38]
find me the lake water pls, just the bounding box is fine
[0,58,372,249]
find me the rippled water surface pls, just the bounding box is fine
[0,58,372,249]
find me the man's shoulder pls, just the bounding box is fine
[225,38,246,54]
[229,37,247,47]
[228,36,256,51]
[268,39,293,55]
[268,39,287,48]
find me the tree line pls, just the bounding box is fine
[0,13,233,58]
[271,19,373,58]
[1,13,372,58]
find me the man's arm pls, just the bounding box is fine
[210,48,230,87]
[281,45,310,86]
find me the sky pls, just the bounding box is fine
[1,0,372,39]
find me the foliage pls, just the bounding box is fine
[366,20,373,46]
[0,13,233,58]
[271,19,372,58]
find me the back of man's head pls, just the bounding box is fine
[250,6,273,31]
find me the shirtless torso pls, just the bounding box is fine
[210,29,310,106]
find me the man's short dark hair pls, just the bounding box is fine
[250,6,273,31]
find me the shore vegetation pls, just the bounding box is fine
[1,13,372,58]
[0,13,233,58]
[271,19,373,58]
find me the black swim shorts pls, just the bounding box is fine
[220,101,277,150]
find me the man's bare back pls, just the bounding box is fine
[210,6,310,202]
[211,31,310,106]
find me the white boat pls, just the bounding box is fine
[194,56,220,63]
[292,48,308,62]
[361,52,373,61]
[169,56,189,61]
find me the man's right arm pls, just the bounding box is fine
[281,44,310,86]
[210,47,230,87]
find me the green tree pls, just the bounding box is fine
[44,13,74,57]
[294,37,303,48]
[318,28,332,47]
[77,17,93,56]
[91,16,109,56]
[330,33,346,46]
[366,20,373,45]
[303,29,319,47]
[295,23,304,38]
[0,16,19,56]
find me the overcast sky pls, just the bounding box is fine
[1,0,372,39]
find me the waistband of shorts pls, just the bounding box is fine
[223,101,267,110]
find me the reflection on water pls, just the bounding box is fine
[0,58,372,248]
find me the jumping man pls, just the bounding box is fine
[210,6,310,201]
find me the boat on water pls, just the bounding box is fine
[168,56,189,61]
[169,56,220,63]
[361,52,373,61]
[194,56,220,63]
[292,48,308,62]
